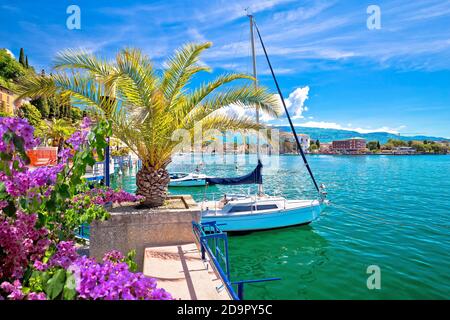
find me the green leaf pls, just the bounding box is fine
[63,271,77,300]
[2,201,16,216]
[45,269,66,300]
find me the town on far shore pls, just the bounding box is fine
[279,133,450,155]
[214,133,449,156]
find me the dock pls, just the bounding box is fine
[143,243,232,300]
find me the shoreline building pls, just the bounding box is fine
[0,84,25,115]
[332,137,366,154]
[392,146,416,154]
[319,142,332,154]
[280,132,311,154]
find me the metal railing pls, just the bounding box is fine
[75,224,90,241]
[192,221,280,300]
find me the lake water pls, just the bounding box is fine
[112,154,450,299]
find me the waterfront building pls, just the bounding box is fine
[0,84,24,115]
[280,132,310,154]
[319,142,332,153]
[392,146,416,154]
[332,137,366,153]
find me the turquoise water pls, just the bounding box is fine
[113,154,450,299]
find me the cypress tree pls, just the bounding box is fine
[377,141,381,149]
[25,56,29,68]
[19,48,25,66]
[48,96,56,118]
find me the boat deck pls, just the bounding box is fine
[143,243,232,300]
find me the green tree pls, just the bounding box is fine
[19,48,25,66]
[46,118,75,151]
[309,144,318,152]
[19,43,281,207]
[0,49,25,80]
[18,102,42,127]
[25,56,29,68]
[316,139,320,148]
[70,107,83,121]
[367,140,379,151]
[30,97,50,118]
[377,141,380,149]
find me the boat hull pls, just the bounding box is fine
[201,202,323,232]
[169,179,207,187]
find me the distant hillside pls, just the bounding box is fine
[275,126,449,144]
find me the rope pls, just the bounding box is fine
[253,19,320,193]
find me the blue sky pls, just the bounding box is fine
[1,0,449,138]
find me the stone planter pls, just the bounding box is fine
[89,195,200,271]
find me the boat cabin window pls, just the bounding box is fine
[170,173,188,179]
[256,204,278,210]
[228,205,253,213]
[228,204,278,213]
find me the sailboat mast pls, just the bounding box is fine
[249,14,263,195]
[253,21,321,194]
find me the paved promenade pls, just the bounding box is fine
[143,243,232,300]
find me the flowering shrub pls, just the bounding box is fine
[0,212,50,279]
[73,187,144,206]
[0,117,172,300]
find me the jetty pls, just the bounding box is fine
[143,243,231,300]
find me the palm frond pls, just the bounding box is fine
[53,49,116,77]
[183,85,281,129]
[160,42,212,108]
[16,74,59,99]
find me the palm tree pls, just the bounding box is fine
[18,42,280,207]
[46,118,75,151]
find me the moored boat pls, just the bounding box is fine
[169,172,209,187]
[199,13,329,232]
[201,194,326,232]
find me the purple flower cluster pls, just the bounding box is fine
[102,250,124,263]
[69,255,172,300]
[0,117,66,197]
[34,241,79,271]
[30,242,172,300]
[0,212,51,279]
[66,117,91,151]
[0,117,40,153]
[0,117,173,300]
[0,280,46,300]
[73,187,144,206]
[1,165,65,197]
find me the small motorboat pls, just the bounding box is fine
[201,194,327,232]
[169,172,210,187]
[199,161,328,231]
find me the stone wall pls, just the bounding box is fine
[89,195,201,271]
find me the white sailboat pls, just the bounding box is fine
[200,14,328,232]
[169,172,209,187]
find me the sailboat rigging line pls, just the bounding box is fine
[253,21,320,193]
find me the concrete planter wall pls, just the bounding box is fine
[89,195,200,271]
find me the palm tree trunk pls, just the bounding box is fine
[136,165,170,207]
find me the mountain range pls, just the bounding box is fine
[275,126,449,144]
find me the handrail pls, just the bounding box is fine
[192,221,280,300]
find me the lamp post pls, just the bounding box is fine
[105,137,110,187]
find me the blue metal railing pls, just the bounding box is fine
[75,223,90,240]
[192,221,280,300]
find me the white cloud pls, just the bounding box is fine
[296,121,407,134]
[284,86,310,119]
[221,86,311,123]
[3,48,15,58]
[273,1,336,22]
